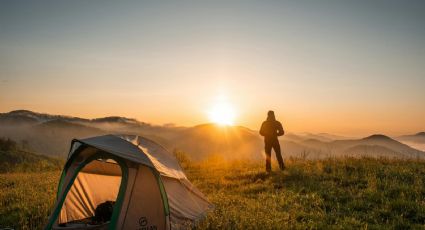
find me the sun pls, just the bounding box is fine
[208,101,236,126]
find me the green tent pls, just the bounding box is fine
[45,135,212,230]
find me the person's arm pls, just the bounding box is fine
[259,122,265,136]
[277,122,284,136]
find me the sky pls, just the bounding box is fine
[1,0,425,136]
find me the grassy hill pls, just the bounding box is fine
[0,138,63,173]
[1,155,425,229]
[190,157,425,229]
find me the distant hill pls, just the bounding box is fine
[331,134,424,158]
[36,119,102,131]
[165,123,263,160]
[1,110,424,160]
[165,129,425,160]
[92,116,140,124]
[30,120,106,156]
[283,133,351,143]
[0,110,160,157]
[395,132,425,152]
[0,111,107,157]
[396,132,425,144]
[279,134,425,159]
[0,109,88,124]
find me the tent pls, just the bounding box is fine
[45,134,212,230]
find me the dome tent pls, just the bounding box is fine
[45,134,212,230]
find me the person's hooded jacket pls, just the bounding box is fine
[260,112,284,141]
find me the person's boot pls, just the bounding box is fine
[266,165,272,173]
[266,159,271,173]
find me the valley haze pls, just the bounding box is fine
[1,110,424,160]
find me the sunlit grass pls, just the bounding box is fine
[185,157,425,229]
[0,171,60,230]
[1,156,425,229]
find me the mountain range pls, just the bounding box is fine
[1,110,424,160]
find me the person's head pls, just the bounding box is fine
[267,110,275,120]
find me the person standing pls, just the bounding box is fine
[259,110,285,172]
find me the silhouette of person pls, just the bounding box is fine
[260,110,285,172]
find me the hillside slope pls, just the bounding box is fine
[0,138,63,172]
[188,157,425,229]
[2,157,425,229]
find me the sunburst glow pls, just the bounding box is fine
[208,101,236,126]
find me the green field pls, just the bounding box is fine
[0,171,59,230]
[1,157,425,229]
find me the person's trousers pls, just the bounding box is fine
[265,139,284,171]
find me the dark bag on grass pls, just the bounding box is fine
[92,201,115,223]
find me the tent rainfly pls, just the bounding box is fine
[45,134,213,230]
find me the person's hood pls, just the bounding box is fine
[267,113,276,121]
